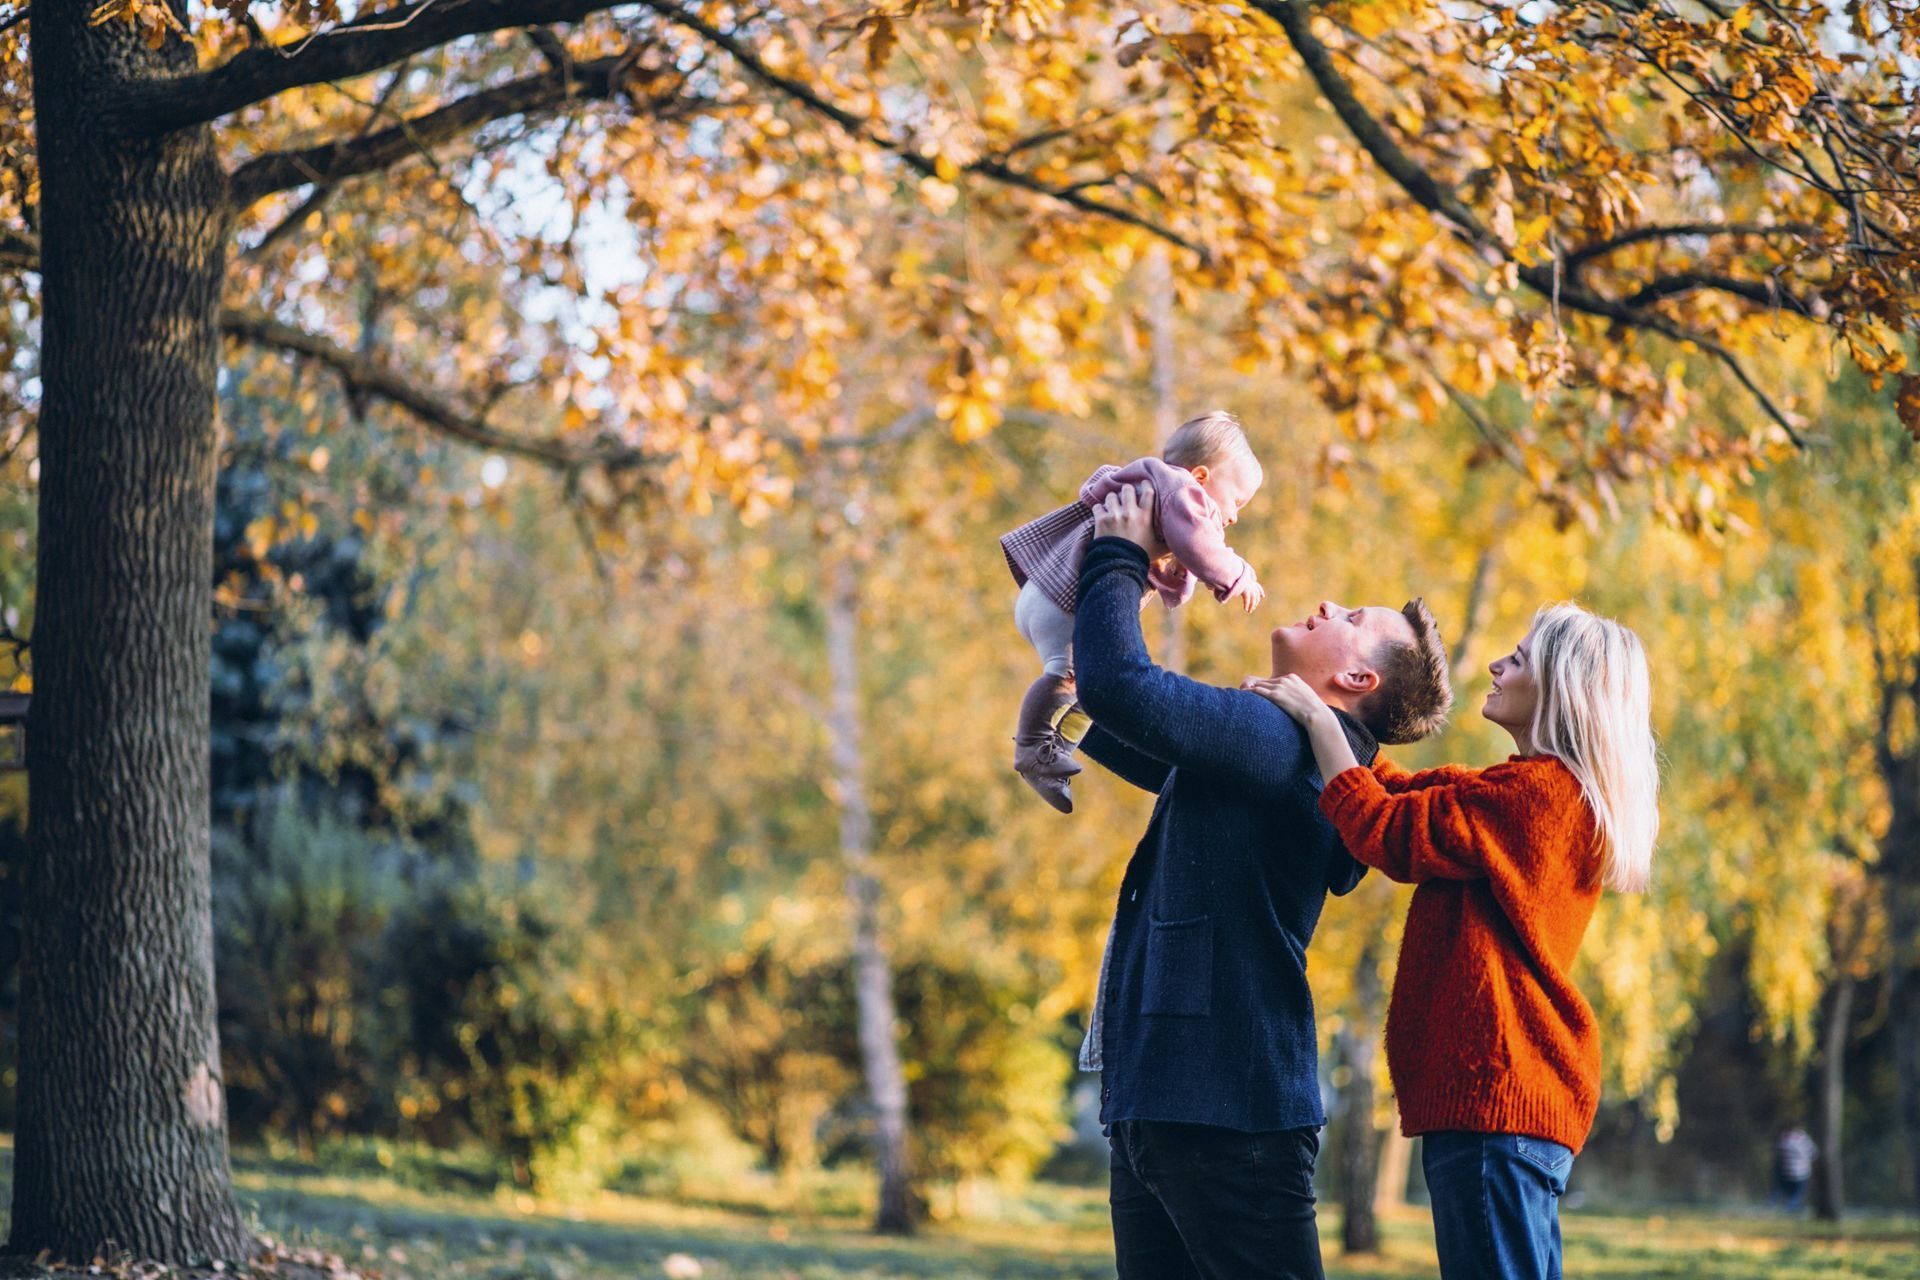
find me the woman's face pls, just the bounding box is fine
[1484,626,1541,733]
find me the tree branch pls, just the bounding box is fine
[229,49,689,206]
[1622,270,1815,315]
[0,227,38,273]
[1256,0,1806,444]
[124,0,638,135]
[1562,221,1823,275]
[634,0,1210,260]
[221,307,664,471]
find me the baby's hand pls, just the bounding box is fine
[1240,673,1331,726]
[1229,578,1266,614]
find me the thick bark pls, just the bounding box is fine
[1337,938,1385,1254]
[823,558,916,1235]
[1811,972,1854,1222]
[11,3,254,1263]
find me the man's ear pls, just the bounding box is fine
[1333,666,1380,698]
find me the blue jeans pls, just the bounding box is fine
[1421,1131,1574,1280]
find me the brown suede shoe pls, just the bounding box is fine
[1013,673,1082,814]
[1018,765,1075,814]
[1013,674,1084,779]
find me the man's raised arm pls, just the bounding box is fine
[1077,721,1172,794]
[1072,534,1305,794]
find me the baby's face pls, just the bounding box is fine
[1197,453,1263,526]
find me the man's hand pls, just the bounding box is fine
[1240,673,1334,727]
[1228,578,1267,614]
[1092,481,1157,550]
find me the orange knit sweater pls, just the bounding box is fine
[1319,756,1604,1155]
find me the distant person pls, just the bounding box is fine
[997,409,1266,812]
[1771,1125,1817,1212]
[1248,602,1660,1280]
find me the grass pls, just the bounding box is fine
[0,1138,1909,1278]
[208,1149,1920,1280]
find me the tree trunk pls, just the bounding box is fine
[1338,938,1384,1253]
[823,558,915,1235]
[1811,971,1854,1222]
[1885,858,1920,1209]
[1146,223,1185,673]
[1374,1117,1412,1210]
[9,7,254,1263]
[1876,752,1920,1209]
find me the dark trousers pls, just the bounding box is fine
[1421,1130,1574,1280]
[1771,1171,1810,1212]
[1108,1118,1325,1280]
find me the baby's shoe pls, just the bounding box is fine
[1014,673,1083,814]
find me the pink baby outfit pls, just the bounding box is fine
[999,457,1259,613]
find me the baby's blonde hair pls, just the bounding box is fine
[1162,410,1256,474]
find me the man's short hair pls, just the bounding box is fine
[1360,599,1452,745]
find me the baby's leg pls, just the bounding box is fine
[1013,581,1075,677]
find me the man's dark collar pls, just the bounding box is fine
[1331,708,1380,768]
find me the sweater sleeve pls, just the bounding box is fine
[1078,723,1172,795]
[1073,537,1306,793]
[1374,759,1486,794]
[1317,764,1520,884]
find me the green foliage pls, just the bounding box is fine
[215,802,408,1148]
[680,944,1070,1189]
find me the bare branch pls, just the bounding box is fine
[221,307,664,471]
[230,50,689,206]
[124,0,638,135]
[0,6,27,37]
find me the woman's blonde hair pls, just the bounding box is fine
[1526,603,1660,893]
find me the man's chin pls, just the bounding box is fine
[1268,631,1297,678]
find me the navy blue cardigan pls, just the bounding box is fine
[1075,537,1376,1133]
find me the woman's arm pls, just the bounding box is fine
[1238,674,1359,779]
[1316,768,1499,884]
[1244,674,1493,884]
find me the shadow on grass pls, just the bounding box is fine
[237,1181,1120,1280]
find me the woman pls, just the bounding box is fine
[1245,603,1658,1280]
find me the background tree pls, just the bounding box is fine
[1,0,1916,1264]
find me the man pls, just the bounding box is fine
[1771,1125,1817,1213]
[1074,482,1451,1279]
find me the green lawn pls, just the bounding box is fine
[211,1155,1920,1280]
[0,1141,1909,1278]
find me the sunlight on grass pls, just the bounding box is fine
[212,1153,1920,1280]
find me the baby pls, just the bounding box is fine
[999,410,1266,812]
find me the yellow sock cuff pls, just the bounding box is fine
[1054,704,1091,745]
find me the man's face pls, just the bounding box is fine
[1270,600,1416,704]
